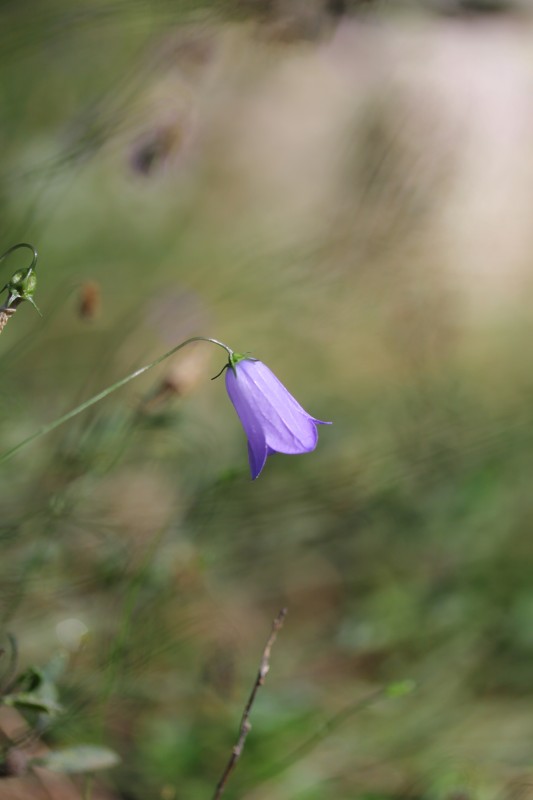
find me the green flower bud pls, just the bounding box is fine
[0,243,40,315]
[5,269,37,303]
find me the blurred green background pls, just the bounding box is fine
[1,1,533,798]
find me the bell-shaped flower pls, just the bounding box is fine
[225,356,330,479]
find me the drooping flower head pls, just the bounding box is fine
[225,354,331,479]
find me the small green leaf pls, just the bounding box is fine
[33,746,120,774]
[3,692,63,715]
[384,679,417,698]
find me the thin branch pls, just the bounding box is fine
[0,306,17,334]
[212,607,288,800]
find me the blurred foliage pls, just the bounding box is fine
[0,1,533,799]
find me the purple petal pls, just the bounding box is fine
[225,368,268,478]
[225,358,330,479]
[248,441,267,481]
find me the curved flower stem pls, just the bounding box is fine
[0,243,38,275]
[0,336,233,465]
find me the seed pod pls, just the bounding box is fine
[78,281,101,320]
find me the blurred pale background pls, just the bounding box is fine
[2,1,533,798]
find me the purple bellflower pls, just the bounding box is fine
[225,355,331,480]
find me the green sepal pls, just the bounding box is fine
[228,351,255,376]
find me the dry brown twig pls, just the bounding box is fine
[212,608,288,800]
[0,306,18,335]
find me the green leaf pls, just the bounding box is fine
[33,746,120,774]
[15,666,45,692]
[384,679,417,698]
[3,692,63,715]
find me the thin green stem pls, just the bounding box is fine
[0,336,233,465]
[0,243,38,274]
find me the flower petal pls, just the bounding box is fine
[248,440,267,480]
[225,367,268,478]
[225,357,330,478]
[230,360,323,454]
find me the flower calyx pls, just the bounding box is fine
[0,243,41,315]
[211,351,254,381]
